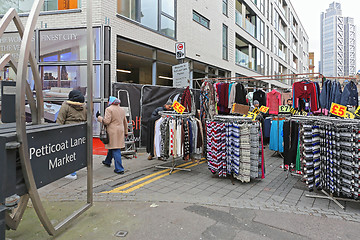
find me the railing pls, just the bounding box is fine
[235,10,242,27]
[235,50,249,68]
[245,19,255,37]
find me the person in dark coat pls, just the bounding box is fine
[56,90,87,180]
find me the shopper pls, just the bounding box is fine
[96,96,128,174]
[56,89,87,180]
[147,100,173,160]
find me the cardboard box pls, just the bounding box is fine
[231,103,250,115]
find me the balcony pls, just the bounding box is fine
[235,50,250,68]
[245,19,255,37]
[291,62,297,70]
[292,43,297,52]
[235,10,242,27]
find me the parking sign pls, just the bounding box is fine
[175,42,185,59]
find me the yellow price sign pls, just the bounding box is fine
[330,102,347,118]
[172,100,186,114]
[259,106,269,113]
[231,103,236,113]
[246,111,258,120]
[279,105,291,113]
[354,106,360,117]
[344,111,355,119]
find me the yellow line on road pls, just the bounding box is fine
[104,160,206,193]
[102,160,200,193]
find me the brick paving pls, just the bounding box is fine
[40,149,360,223]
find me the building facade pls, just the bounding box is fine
[309,52,315,79]
[320,2,356,77]
[1,0,309,91]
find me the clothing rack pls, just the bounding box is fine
[292,116,360,209]
[155,111,196,174]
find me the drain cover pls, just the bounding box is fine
[115,230,128,237]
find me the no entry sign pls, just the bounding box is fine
[175,42,185,59]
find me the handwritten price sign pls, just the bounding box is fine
[354,106,360,117]
[172,100,186,114]
[279,105,291,113]
[330,102,347,118]
[245,111,258,120]
[344,111,355,119]
[259,106,269,113]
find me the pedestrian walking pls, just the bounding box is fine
[96,96,128,174]
[56,89,87,180]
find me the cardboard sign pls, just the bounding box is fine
[172,100,186,114]
[279,105,291,113]
[231,103,250,115]
[354,106,360,117]
[344,111,355,119]
[330,102,347,118]
[259,106,269,113]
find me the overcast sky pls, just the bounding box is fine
[290,0,359,72]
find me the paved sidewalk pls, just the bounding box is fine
[6,148,360,239]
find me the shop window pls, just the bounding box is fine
[39,28,101,62]
[116,52,152,85]
[157,50,177,65]
[157,62,173,87]
[39,65,100,98]
[193,11,210,29]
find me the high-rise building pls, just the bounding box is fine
[320,2,356,77]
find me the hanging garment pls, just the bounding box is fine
[176,119,183,157]
[319,79,331,109]
[292,81,318,112]
[180,86,192,113]
[283,120,299,168]
[269,119,284,152]
[228,83,237,108]
[340,81,358,107]
[330,81,342,105]
[168,119,175,156]
[253,90,266,107]
[200,81,217,121]
[234,83,247,105]
[216,82,230,114]
[146,115,160,156]
[266,89,282,114]
[154,117,165,158]
[160,118,170,159]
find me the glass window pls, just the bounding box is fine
[222,0,228,16]
[160,15,175,38]
[222,24,228,60]
[40,65,100,98]
[162,0,175,17]
[193,11,210,29]
[39,28,101,62]
[0,0,80,13]
[140,0,158,30]
[117,0,137,20]
[0,31,36,62]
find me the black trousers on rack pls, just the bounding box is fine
[146,116,160,156]
[283,120,299,167]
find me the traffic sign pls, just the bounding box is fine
[175,42,185,59]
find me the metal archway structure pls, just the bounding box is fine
[0,0,93,236]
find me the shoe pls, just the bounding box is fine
[102,161,111,167]
[114,170,124,174]
[64,174,77,180]
[147,155,153,160]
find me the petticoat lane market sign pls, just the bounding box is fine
[27,123,87,188]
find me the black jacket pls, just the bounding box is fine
[151,106,166,118]
[253,90,266,107]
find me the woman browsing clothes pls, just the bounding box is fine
[96,96,128,174]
